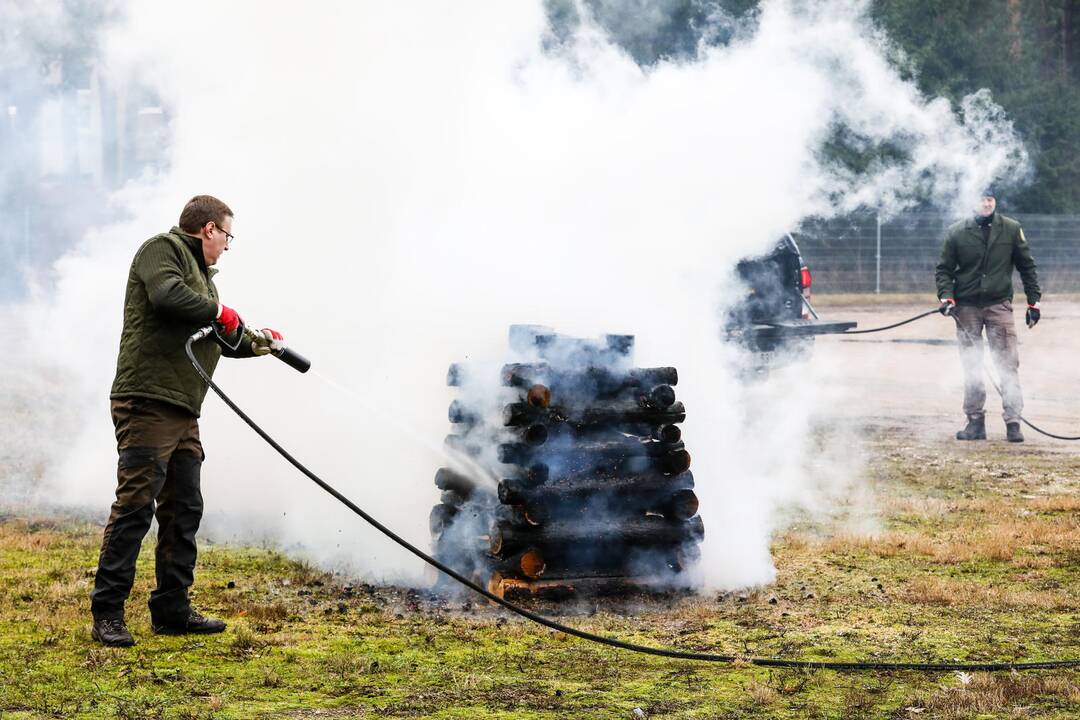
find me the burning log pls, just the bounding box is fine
[526,384,551,408]
[489,515,704,557]
[490,547,546,580]
[519,542,700,580]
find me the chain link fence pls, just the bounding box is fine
[797,213,1080,295]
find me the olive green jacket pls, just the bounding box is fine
[934,213,1041,308]
[110,227,254,417]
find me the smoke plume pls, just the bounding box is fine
[3,0,1028,589]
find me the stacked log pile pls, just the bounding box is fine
[430,325,702,600]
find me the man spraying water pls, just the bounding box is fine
[90,195,289,647]
[935,190,1041,443]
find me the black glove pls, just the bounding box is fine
[1026,304,1040,328]
[939,299,956,316]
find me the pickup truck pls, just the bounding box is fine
[723,233,856,371]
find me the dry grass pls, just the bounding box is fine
[1031,495,1080,513]
[904,576,1073,611]
[819,501,1078,567]
[905,673,1080,718]
[746,679,778,706]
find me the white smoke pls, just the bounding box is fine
[4,0,1028,589]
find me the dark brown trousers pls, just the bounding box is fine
[90,398,204,623]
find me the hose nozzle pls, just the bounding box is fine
[190,326,215,344]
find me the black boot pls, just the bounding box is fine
[956,415,986,440]
[152,608,226,635]
[91,617,135,647]
[1006,422,1024,443]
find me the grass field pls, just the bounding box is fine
[2,425,1079,719]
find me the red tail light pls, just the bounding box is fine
[799,266,812,319]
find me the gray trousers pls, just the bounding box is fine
[953,301,1023,423]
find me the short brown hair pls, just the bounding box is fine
[178,195,233,233]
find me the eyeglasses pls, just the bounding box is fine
[214,224,235,246]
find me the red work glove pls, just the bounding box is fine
[251,328,285,356]
[216,304,241,335]
[938,298,956,316]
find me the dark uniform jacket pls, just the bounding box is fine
[935,213,1041,308]
[110,227,253,417]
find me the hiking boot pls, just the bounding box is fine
[91,617,135,647]
[955,415,986,441]
[1006,422,1024,443]
[152,609,226,635]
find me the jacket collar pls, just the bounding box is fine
[170,226,216,275]
[965,213,1003,247]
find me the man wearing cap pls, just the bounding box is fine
[935,190,1040,443]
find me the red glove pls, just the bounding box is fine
[216,304,241,334]
[263,328,283,341]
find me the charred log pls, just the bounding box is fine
[490,514,704,556]
[448,399,479,425]
[660,489,700,521]
[501,363,678,394]
[429,503,458,536]
[642,384,676,409]
[434,467,480,499]
[502,399,686,429]
[498,439,689,475]
[498,470,695,506]
[440,489,468,508]
[522,424,548,446]
[652,424,681,443]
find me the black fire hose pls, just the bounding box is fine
[185,328,1080,672]
[839,307,943,334]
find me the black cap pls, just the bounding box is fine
[981,186,997,199]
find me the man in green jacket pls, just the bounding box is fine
[935,191,1041,443]
[91,195,286,647]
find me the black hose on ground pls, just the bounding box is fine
[185,330,1080,672]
